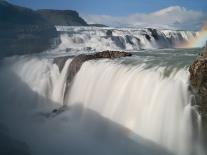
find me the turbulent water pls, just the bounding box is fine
[55,26,198,51]
[0,27,205,155]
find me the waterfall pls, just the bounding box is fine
[55,26,198,52]
[65,60,204,155]
[0,54,205,155]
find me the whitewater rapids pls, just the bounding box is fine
[0,49,205,155]
[55,26,198,52]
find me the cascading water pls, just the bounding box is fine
[1,48,204,155]
[55,26,198,52]
[65,60,204,155]
[0,26,205,155]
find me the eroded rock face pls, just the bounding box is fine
[189,45,207,144]
[189,46,207,105]
[54,50,132,82]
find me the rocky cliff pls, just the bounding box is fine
[37,9,88,26]
[0,1,59,57]
[189,45,207,105]
[189,43,207,144]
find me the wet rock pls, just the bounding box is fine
[189,44,207,105]
[106,30,113,37]
[189,43,207,144]
[54,51,132,105]
[145,34,151,41]
[53,50,132,82]
[53,55,73,71]
[67,51,132,82]
[147,28,159,40]
[111,36,126,49]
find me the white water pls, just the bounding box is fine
[1,54,204,155]
[66,60,204,155]
[0,25,204,154]
[55,26,198,51]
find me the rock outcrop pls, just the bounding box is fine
[189,44,207,106]
[54,50,132,106]
[54,51,132,82]
[147,28,160,40]
[189,43,207,144]
[88,24,108,27]
[0,1,59,57]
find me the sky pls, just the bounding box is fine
[8,0,207,30]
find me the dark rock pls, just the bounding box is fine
[125,35,135,45]
[0,1,59,57]
[189,43,207,144]
[127,36,141,47]
[50,105,69,117]
[53,51,132,105]
[111,36,126,49]
[94,50,132,58]
[53,51,132,82]
[67,51,132,82]
[89,24,108,27]
[147,28,160,40]
[54,55,73,71]
[145,34,151,41]
[37,9,88,26]
[189,43,207,102]
[106,30,113,37]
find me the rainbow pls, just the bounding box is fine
[184,30,207,48]
[180,23,207,48]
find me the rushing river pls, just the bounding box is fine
[0,27,205,155]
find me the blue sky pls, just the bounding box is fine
[8,0,207,30]
[9,0,207,16]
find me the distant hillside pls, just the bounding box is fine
[37,9,88,26]
[0,1,59,57]
[0,1,48,25]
